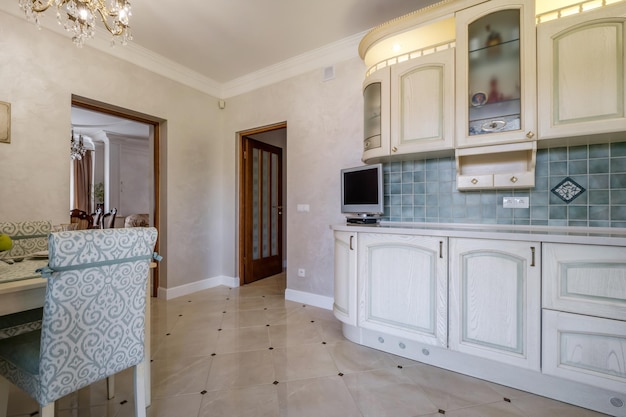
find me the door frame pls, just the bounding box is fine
[238,122,287,286]
[71,95,165,296]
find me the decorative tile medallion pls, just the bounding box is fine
[551,177,586,203]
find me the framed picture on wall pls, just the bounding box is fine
[0,101,10,144]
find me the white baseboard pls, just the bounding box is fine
[157,277,333,312]
[285,288,333,310]
[157,275,240,300]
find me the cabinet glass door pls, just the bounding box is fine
[467,9,521,136]
[363,81,382,151]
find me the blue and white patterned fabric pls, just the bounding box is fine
[0,227,157,408]
[0,221,51,260]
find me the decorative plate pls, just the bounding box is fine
[481,120,506,132]
[471,92,488,107]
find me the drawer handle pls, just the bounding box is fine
[510,176,518,183]
[349,235,354,251]
[471,178,478,184]
[530,246,535,267]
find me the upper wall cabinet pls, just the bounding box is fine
[362,68,391,163]
[362,48,456,164]
[537,2,626,141]
[455,0,537,148]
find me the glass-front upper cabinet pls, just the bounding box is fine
[362,67,390,163]
[455,0,536,148]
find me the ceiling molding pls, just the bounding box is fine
[219,31,366,99]
[0,6,365,100]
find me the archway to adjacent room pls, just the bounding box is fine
[239,122,287,285]
[71,95,165,296]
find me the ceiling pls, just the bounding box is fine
[128,0,437,84]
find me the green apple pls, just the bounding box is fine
[0,234,13,251]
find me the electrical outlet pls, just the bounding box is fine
[297,268,306,277]
[503,197,516,208]
[503,196,529,208]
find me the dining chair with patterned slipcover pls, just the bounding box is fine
[0,227,158,417]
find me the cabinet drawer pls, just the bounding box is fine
[542,310,626,394]
[543,243,626,321]
[493,171,534,188]
[456,174,493,189]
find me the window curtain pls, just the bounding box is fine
[72,151,93,212]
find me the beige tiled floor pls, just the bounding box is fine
[7,273,610,417]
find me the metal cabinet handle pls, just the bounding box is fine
[510,176,518,183]
[530,246,535,267]
[471,178,478,184]
[349,235,354,251]
[526,131,535,139]
[439,241,443,258]
[392,146,398,152]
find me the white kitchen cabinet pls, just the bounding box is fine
[449,237,541,370]
[358,232,447,347]
[537,2,626,141]
[362,67,390,163]
[455,0,536,147]
[543,310,626,395]
[542,242,626,395]
[333,231,357,326]
[362,49,455,163]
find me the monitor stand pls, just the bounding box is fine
[346,214,381,225]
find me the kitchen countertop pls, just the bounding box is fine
[331,221,626,246]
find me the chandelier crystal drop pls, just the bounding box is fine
[19,0,132,47]
[70,131,87,160]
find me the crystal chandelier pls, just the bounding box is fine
[70,131,87,160]
[19,0,132,47]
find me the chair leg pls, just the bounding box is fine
[0,376,9,417]
[134,362,147,417]
[40,403,54,417]
[107,376,115,400]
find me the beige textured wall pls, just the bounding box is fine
[223,58,365,297]
[0,11,222,290]
[0,10,368,299]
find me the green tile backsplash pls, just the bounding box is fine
[383,141,626,228]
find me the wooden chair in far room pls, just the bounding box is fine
[69,209,93,230]
[101,208,118,229]
[0,227,158,417]
[90,207,103,229]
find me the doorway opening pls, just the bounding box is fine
[71,95,165,296]
[239,123,287,285]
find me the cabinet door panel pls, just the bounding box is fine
[543,310,626,393]
[449,238,540,370]
[358,233,447,347]
[390,48,454,155]
[543,243,626,321]
[537,2,626,139]
[333,231,357,326]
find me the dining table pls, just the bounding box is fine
[0,254,155,407]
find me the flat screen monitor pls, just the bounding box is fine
[340,163,383,217]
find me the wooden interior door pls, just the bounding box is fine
[242,137,283,284]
